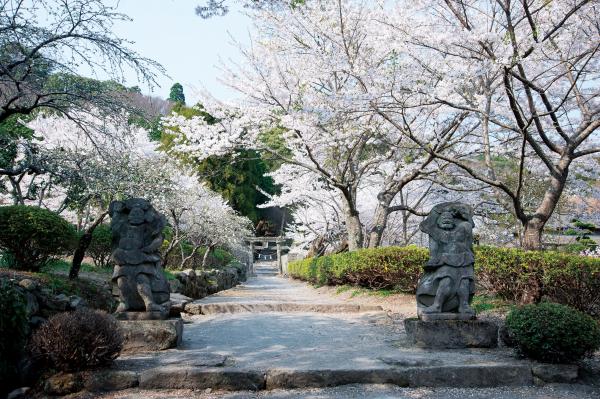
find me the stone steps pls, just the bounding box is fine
[253,267,279,276]
[184,302,383,315]
[79,362,586,393]
[254,271,279,276]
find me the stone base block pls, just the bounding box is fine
[419,312,476,321]
[119,318,183,353]
[139,367,266,391]
[83,370,139,392]
[114,309,169,320]
[404,318,498,348]
[532,363,579,384]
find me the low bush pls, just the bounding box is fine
[88,224,114,269]
[0,279,29,393]
[288,246,600,317]
[505,302,600,363]
[288,246,426,291]
[562,238,597,254]
[476,246,600,317]
[30,308,123,372]
[0,205,77,271]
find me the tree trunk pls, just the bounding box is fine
[201,244,216,269]
[367,202,389,248]
[161,209,182,268]
[401,211,410,245]
[161,238,179,268]
[340,185,363,251]
[522,218,544,251]
[345,210,363,251]
[520,157,571,251]
[69,212,108,279]
[182,244,202,270]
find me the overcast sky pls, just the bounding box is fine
[107,0,251,103]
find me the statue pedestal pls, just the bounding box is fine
[114,310,169,321]
[118,318,183,354]
[418,312,475,322]
[405,317,498,349]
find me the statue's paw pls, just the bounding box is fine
[146,303,163,312]
[115,303,129,313]
[459,306,476,315]
[421,306,441,314]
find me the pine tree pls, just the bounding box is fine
[168,83,185,105]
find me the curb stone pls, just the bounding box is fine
[184,302,383,315]
[139,367,266,390]
[106,363,544,391]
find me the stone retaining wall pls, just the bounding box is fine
[171,263,246,300]
[6,277,89,330]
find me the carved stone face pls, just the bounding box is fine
[437,210,456,230]
[128,206,145,226]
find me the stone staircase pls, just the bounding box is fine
[253,260,279,276]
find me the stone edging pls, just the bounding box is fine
[44,362,587,395]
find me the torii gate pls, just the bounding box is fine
[246,236,288,275]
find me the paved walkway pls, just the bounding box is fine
[183,269,383,315]
[108,263,600,396]
[174,271,510,371]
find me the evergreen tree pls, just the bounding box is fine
[168,83,186,105]
[160,104,279,225]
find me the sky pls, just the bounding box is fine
[105,0,252,103]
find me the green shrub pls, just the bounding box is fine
[475,246,600,317]
[30,308,123,372]
[0,279,29,393]
[88,224,114,269]
[288,246,600,317]
[288,246,427,291]
[213,248,235,266]
[562,238,597,253]
[0,205,76,271]
[505,302,600,363]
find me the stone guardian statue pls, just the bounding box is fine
[416,202,475,320]
[109,198,170,315]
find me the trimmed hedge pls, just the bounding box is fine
[505,302,600,363]
[288,246,600,317]
[0,205,76,271]
[288,246,426,290]
[88,224,114,269]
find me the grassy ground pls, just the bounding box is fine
[471,295,512,314]
[40,259,110,276]
[335,285,407,298]
[328,284,512,315]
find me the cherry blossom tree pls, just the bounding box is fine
[159,174,252,270]
[258,163,348,254]
[18,111,175,277]
[166,1,468,250]
[4,110,251,277]
[376,0,600,249]
[180,0,599,252]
